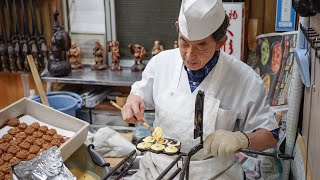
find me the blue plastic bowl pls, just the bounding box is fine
[32,91,82,117]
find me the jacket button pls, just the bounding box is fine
[170,92,174,96]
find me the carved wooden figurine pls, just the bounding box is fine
[152,40,164,56]
[109,40,122,71]
[92,41,107,70]
[48,11,72,77]
[67,42,83,69]
[128,44,146,72]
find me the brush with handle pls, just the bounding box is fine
[110,101,154,132]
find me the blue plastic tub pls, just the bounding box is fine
[32,91,82,117]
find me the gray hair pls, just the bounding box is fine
[212,14,230,42]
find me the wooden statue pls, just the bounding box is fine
[128,44,146,72]
[152,40,164,57]
[109,40,122,71]
[67,42,83,69]
[92,41,106,70]
[48,11,72,77]
[174,40,179,48]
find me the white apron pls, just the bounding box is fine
[132,57,243,180]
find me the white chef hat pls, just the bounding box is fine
[178,0,226,41]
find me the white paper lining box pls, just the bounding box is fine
[0,98,89,161]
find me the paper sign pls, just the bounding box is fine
[222,3,245,61]
[275,0,296,31]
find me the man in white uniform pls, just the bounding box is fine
[121,0,279,179]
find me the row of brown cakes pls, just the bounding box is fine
[0,118,69,179]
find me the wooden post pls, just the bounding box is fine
[27,55,50,106]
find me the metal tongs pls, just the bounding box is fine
[157,90,294,180]
[87,144,137,180]
[101,150,137,180]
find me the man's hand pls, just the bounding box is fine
[203,130,249,158]
[121,94,145,124]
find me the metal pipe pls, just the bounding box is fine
[21,74,30,97]
[114,163,133,180]
[113,163,132,180]
[62,0,69,34]
[179,156,190,180]
[102,150,136,180]
[168,168,182,180]
[110,0,116,40]
[105,0,112,41]
[156,154,183,180]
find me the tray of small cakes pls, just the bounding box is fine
[0,98,89,179]
[0,116,74,178]
[135,127,181,156]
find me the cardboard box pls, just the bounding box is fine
[0,98,89,161]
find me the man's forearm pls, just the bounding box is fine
[247,129,277,151]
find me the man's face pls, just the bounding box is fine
[178,33,218,71]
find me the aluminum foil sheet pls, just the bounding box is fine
[13,147,76,180]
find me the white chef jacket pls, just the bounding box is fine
[131,48,278,133]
